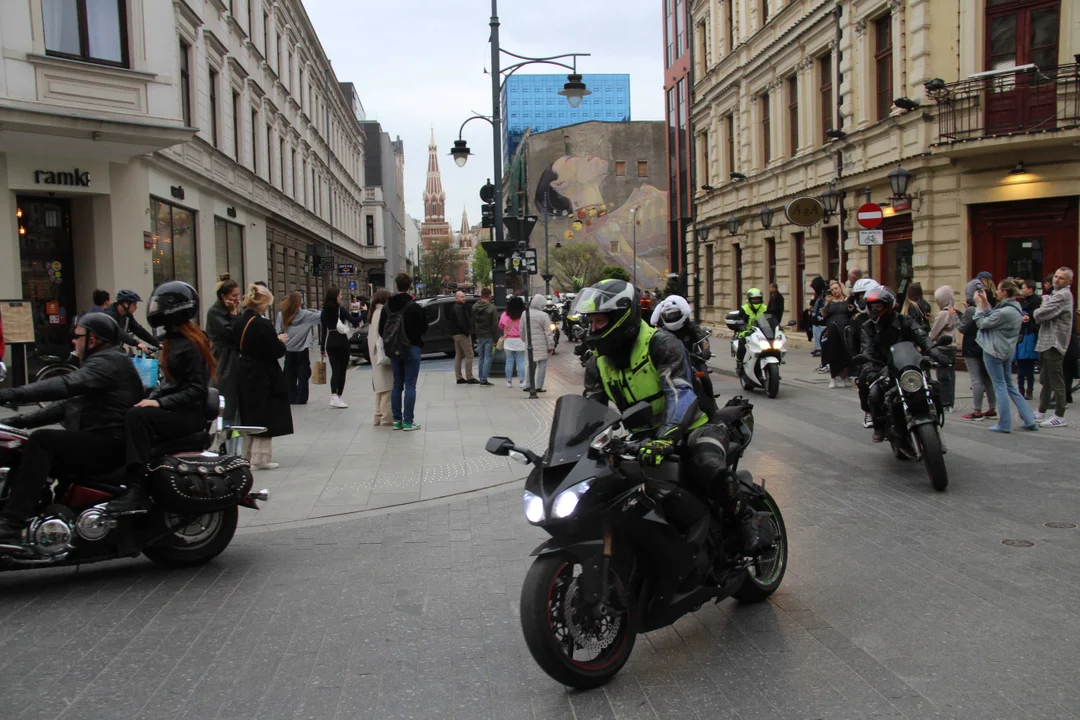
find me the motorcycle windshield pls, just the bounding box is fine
[888,341,924,373]
[546,394,620,467]
[756,315,777,341]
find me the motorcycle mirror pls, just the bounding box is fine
[486,436,516,456]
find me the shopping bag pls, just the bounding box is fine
[312,360,327,385]
[132,355,159,389]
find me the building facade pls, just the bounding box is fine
[360,121,407,291]
[0,0,371,365]
[502,74,631,165]
[690,0,1079,325]
[662,0,695,288]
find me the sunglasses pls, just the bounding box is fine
[70,330,88,340]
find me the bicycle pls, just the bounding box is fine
[2,347,80,410]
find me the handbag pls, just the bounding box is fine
[312,360,327,384]
[132,353,159,388]
[146,454,254,513]
[496,335,506,351]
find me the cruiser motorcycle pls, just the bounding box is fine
[725,312,787,399]
[488,394,787,689]
[0,389,269,570]
[855,338,951,491]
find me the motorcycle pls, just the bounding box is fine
[725,312,786,399]
[488,394,787,689]
[0,389,270,570]
[855,338,951,491]
[545,303,562,353]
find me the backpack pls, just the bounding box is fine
[380,299,414,360]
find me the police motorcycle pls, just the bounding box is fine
[545,299,562,353]
[726,313,787,399]
[488,394,788,689]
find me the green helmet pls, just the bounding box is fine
[747,288,764,305]
[575,279,641,357]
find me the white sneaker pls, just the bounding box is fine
[506,380,512,388]
[863,413,873,429]
[330,395,348,408]
[252,462,280,470]
[1039,415,1067,428]
[828,378,838,389]
[1033,410,1047,422]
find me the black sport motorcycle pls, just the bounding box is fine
[857,338,951,491]
[487,394,788,689]
[545,303,562,353]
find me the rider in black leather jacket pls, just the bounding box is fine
[0,313,144,543]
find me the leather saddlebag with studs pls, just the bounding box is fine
[146,454,254,513]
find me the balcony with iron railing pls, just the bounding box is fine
[926,60,1080,153]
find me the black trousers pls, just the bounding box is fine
[284,350,311,404]
[325,338,350,396]
[125,407,206,474]
[1,430,124,521]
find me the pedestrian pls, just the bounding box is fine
[206,275,241,422]
[1065,309,1078,405]
[822,279,851,388]
[233,283,293,469]
[1015,279,1042,399]
[1033,266,1074,428]
[809,276,827,362]
[1042,274,1054,296]
[379,273,427,431]
[901,282,931,330]
[472,287,499,386]
[976,271,996,307]
[450,290,478,384]
[277,291,321,404]
[766,282,785,325]
[90,289,110,313]
[974,278,1038,433]
[929,285,959,413]
[846,267,863,294]
[525,293,554,392]
[958,279,997,421]
[500,296,527,388]
[319,286,356,409]
[366,289,394,426]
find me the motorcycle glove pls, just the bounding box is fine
[639,438,675,467]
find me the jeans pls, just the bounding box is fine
[1038,348,1067,417]
[391,344,422,424]
[1016,358,1037,395]
[812,325,824,352]
[936,365,956,409]
[983,351,1036,431]
[476,337,494,382]
[966,355,996,411]
[505,350,526,383]
[529,358,548,390]
[284,350,311,404]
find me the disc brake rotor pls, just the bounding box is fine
[561,577,621,655]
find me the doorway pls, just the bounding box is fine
[984,0,1060,134]
[16,196,76,355]
[877,215,914,293]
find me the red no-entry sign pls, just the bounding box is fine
[857,203,884,229]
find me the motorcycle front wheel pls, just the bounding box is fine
[142,505,239,568]
[914,423,948,491]
[733,490,788,603]
[765,364,780,399]
[520,553,636,690]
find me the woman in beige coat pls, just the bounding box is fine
[366,289,394,426]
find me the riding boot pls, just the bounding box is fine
[735,504,763,555]
[105,481,151,516]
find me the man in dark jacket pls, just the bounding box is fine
[379,274,428,430]
[105,289,159,351]
[766,283,785,326]
[449,291,477,384]
[0,313,144,543]
[472,288,500,386]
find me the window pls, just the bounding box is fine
[734,244,743,303]
[820,53,834,143]
[761,0,769,26]
[787,74,799,156]
[664,0,674,66]
[287,50,294,91]
[214,217,244,287]
[366,216,375,246]
[766,237,777,285]
[151,199,197,290]
[726,1,735,51]
[678,80,688,216]
[232,90,241,161]
[875,13,893,121]
[266,124,273,183]
[705,244,715,305]
[250,108,258,173]
[761,92,771,164]
[615,161,626,177]
[637,161,649,177]
[697,131,709,186]
[247,0,254,37]
[825,227,841,281]
[697,21,708,75]
[208,69,219,148]
[43,0,127,67]
[675,0,686,59]
[179,40,191,127]
[725,113,735,176]
[279,137,285,190]
[794,231,805,316]
[262,12,270,57]
[291,149,297,198]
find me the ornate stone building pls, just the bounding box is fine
[421,129,453,249]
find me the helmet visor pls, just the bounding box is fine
[574,284,632,315]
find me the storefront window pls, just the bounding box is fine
[214,217,244,287]
[43,0,128,67]
[151,199,197,290]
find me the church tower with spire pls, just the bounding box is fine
[455,205,475,287]
[421,129,453,250]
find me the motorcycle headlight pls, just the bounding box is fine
[758,340,772,351]
[552,480,592,519]
[899,369,925,393]
[523,490,544,524]
[549,323,557,331]
[773,336,785,349]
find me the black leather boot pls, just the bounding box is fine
[105,483,151,516]
[736,505,763,555]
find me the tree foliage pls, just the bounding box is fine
[601,265,632,283]
[418,240,462,296]
[471,244,492,289]
[551,243,605,293]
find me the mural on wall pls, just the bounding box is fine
[535,153,668,290]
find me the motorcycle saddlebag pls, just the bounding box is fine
[146,454,254,513]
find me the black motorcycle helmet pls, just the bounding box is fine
[76,312,122,347]
[146,281,199,329]
[864,286,897,324]
[576,279,641,358]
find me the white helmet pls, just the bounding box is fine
[652,295,692,332]
[852,278,879,296]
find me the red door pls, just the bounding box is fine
[984,0,1060,134]
[970,197,1079,289]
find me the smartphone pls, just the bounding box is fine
[974,281,984,293]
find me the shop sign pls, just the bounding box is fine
[891,197,912,213]
[338,263,355,276]
[7,156,109,194]
[785,197,825,227]
[34,169,91,187]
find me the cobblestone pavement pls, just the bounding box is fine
[2,360,1079,719]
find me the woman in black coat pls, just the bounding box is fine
[205,274,241,426]
[234,283,293,470]
[822,279,853,387]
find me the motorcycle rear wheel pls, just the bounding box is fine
[914,423,948,491]
[734,490,788,603]
[143,505,238,568]
[520,553,636,689]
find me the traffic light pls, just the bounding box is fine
[480,181,495,229]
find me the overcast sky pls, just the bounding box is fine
[304,0,664,235]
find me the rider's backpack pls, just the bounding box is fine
[380,300,414,360]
